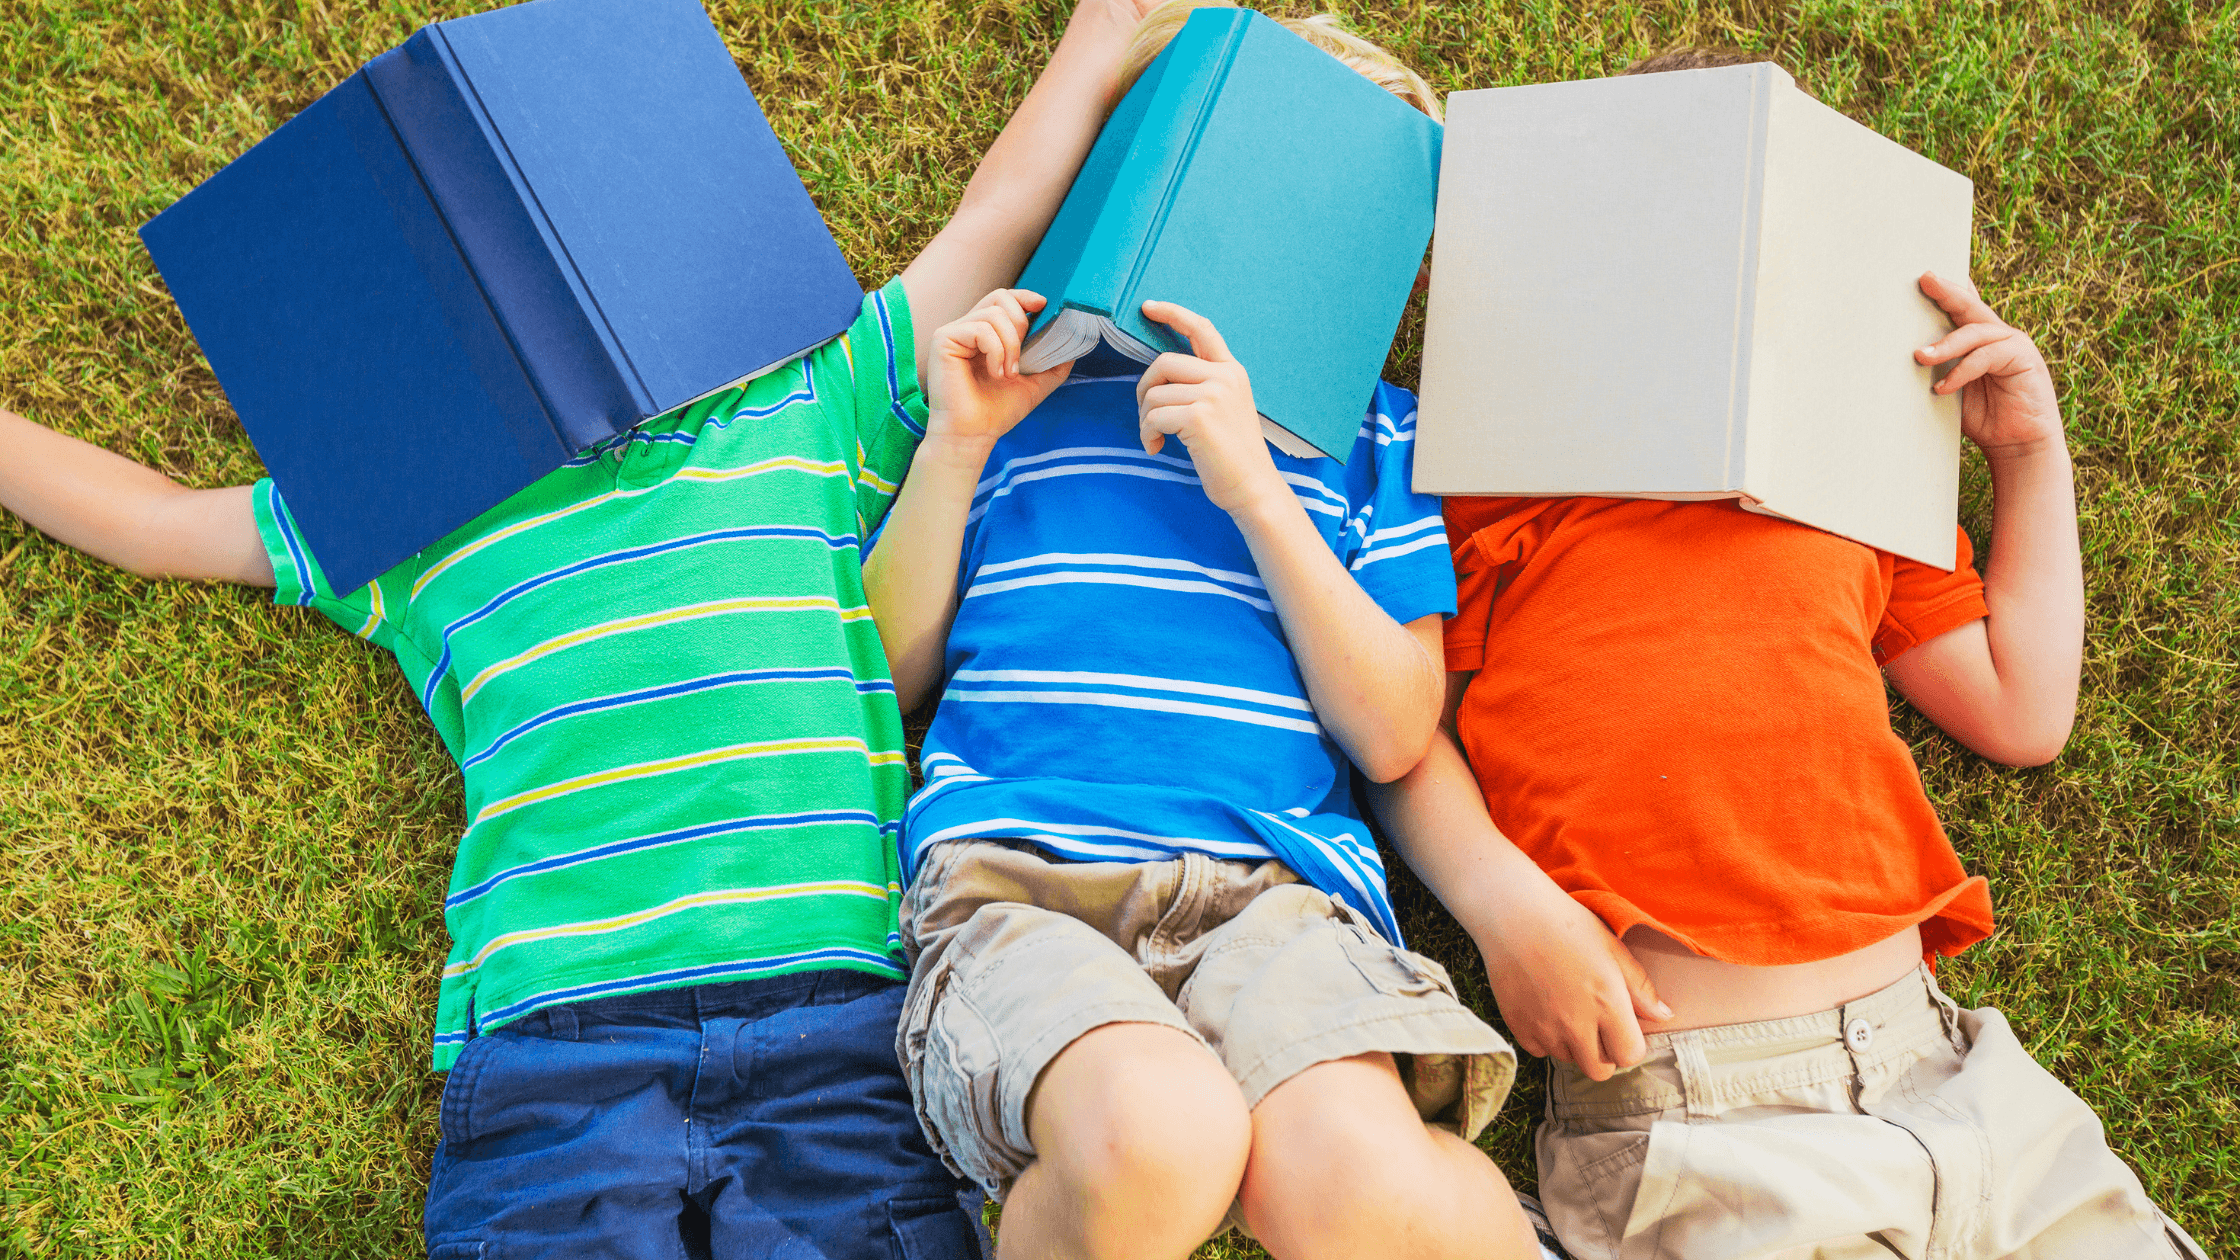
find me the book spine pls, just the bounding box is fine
[1726,64,1777,492]
[366,29,650,453]
[331,70,575,483]
[1109,15,1252,355]
[1062,12,1249,348]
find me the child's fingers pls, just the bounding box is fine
[945,319,1006,378]
[1598,1017,1647,1078]
[1026,360,1074,393]
[1134,352,1220,405]
[1918,270,1999,328]
[975,297,1025,377]
[1915,320,2007,367]
[1935,340,2024,394]
[1138,402,1199,457]
[1140,299,1236,364]
[1137,381,1205,413]
[981,288,1032,332]
[1619,965,1671,1027]
[1139,403,1196,440]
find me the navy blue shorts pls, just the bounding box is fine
[424,969,987,1259]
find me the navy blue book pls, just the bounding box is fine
[1013,8,1442,462]
[139,0,862,593]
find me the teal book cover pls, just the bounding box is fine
[1014,7,1442,462]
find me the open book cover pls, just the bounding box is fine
[1014,7,1442,463]
[139,0,862,593]
[1414,63,1972,568]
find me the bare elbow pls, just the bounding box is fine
[1356,726,1437,785]
[1983,738,2066,769]
[1971,715,2075,768]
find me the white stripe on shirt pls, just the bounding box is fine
[941,688,1322,734]
[963,570,1276,612]
[950,668,1312,712]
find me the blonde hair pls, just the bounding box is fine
[1112,1,1440,123]
[1621,47,1777,76]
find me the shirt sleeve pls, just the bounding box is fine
[251,479,465,757]
[805,278,928,538]
[1337,384,1456,628]
[1872,525,1990,666]
[1439,497,1548,674]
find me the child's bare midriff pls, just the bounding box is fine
[1626,923,1925,1033]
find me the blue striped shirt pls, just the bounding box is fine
[899,373,1453,942]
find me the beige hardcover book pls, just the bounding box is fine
[1415,63,1973,568]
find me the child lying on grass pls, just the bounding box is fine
[859,6,1539,1258]
[1370,47,2205,1260]
[0,2,1158,1254]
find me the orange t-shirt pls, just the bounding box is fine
[1442,497,1995,965]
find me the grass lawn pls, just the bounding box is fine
[1,0,2234,1255]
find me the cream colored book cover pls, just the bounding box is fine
[1415,63,1973,568]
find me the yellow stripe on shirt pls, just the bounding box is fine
[354,579,386,640]
[470,734,875,826]
[443,879,892,978]
[414,459,853,602]
[459,595,850,703]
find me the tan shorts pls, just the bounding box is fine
[1537,965,2205,1260]
[895,839,1515,1200]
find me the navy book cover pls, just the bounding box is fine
[139,0,863,593]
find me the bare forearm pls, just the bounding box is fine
[0,409,270,584]
[1981,436,2084,720]
[900,0,1141,358]
[1230,495,1441,780]
[862,435,992,711]
[1368,729,1552,940]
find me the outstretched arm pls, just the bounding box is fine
[1884,273,2082,766]
[0,408,271,585]
[1368,673,1668,1081]
[897,0,1153,375]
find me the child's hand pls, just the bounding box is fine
[1914,272,2065,459]
[924,289,1073,457]
[1135,300,1287,516]
[1476,879,1668,1081]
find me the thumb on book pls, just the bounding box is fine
[1140,300,1236,364]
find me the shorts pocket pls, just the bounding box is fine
[437,1033,501,1148]
[922,989,1010,1189]
[887,1194,985,1260]
[1539,1126,1652,1260]
[425,1241,498,1259]
[1336,921,1451,1000]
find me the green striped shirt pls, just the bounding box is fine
[253,281,923,1069]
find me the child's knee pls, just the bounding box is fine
[1237,1055,1530,1258]
[1027,1022,1251,1196]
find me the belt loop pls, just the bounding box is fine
[549,1002,581,1041]
[1925,966,1966,1056]
[1672,1032,1716,1122]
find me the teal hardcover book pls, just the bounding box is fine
[1014,8,1441,462]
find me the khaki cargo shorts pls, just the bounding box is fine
[895,839,1516,1200]
[1538,965,2206,1260]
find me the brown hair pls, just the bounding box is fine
[1113,1,1440,122]
[1621,47,1777,76]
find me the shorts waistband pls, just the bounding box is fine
[1548,965,1960,1120]
[495,968,897,1040]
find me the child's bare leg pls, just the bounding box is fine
[1000,1023,1252,1260]
[1238,1052,1536,1260]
